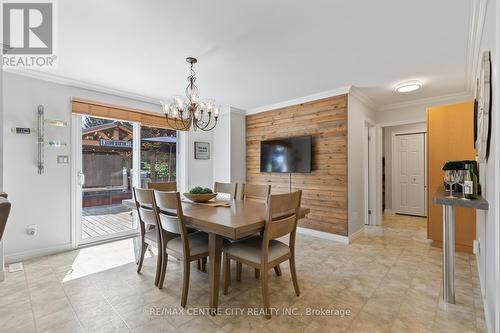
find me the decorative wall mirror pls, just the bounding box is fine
[476,50,492,162]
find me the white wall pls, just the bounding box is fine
[383,122,426,211]
[230,110,246,184]
[375,94,472,125]
[212,107,246,186]
[212,109,231,183]
[474,0,500,332]
[2,72,215,261]
[347,93,375,235]
[186,129,213,190]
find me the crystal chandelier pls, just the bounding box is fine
[161,57,219,131]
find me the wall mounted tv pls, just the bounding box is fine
[260,135,312,173]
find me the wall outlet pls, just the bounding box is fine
[473,240,480,256]
[26,224,37,236]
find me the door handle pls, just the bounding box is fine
[78,171,85,186]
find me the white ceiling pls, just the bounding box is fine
[34,0,472,110]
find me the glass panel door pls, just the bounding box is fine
[140,126,177,187]
[79,116,138,243]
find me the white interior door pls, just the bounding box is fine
[393,133,426,216]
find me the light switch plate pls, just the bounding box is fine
[473,240,480,255]
[57,155,69,164]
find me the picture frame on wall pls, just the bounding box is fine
[194,142,210,160]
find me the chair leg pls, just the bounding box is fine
[158,252,168,289]
[201,257,207,272]
[274,264,282,277]
[154,246,162,286]
[289,257,300,296]
[181,259,191,307]
[197,259,201,271]
[137,242,147,273]
[223,253,230,295]
[254,268,260,280]
[236,262,242,282]
[260,268,271,319]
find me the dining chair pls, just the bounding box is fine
[240,183,271,201]
[146,181,177,192]
[237,183,281,278]
[0,197,11,241]
[222,190,302,319]
[133,187,165,286]
[145,181,207,271]
[214,182,238,199]
[154,191,212,307]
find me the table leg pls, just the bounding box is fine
[442,205,455,304]
[208,233,223,314]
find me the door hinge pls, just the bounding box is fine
[368,209,372,215]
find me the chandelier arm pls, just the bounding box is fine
[195,113,213,130]
[164,113,191,131]
[199,117,218,131]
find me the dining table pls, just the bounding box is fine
[123,197,310,314]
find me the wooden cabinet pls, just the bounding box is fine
[427,102,476,253]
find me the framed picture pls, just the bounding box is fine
[194,142,210,160]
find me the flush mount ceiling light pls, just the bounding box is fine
[394,80,423,93]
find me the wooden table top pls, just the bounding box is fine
[122,198,310,240]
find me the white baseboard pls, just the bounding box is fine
[348,227,365,242]
[297,227,349,244]
[384,209,394,214]
[4,243,73,264]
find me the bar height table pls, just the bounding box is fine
[432,187,489,304]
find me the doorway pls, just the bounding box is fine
[74,116,138,244]
[392,132,427,216]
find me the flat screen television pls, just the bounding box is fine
[260,135,312,173]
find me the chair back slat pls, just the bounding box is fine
[134,187,154,206]
[268,215,297,240]
[214,182,237,199]
[265,191,302,241]
[133,188,158,227]
[138,207,158,226]
[241,184,271,201]
[147,181,177,192]
[158,214,182,234]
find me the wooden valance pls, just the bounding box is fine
[71,98,187,130]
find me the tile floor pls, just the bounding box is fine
[0,214,486,333]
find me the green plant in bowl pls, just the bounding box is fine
[189,186,213,194]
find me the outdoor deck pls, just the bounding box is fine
[82,204,135,239]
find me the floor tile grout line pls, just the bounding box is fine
[47,256,88,333]
[23,267,39,332]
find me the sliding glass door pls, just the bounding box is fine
[73,115,177,246]
[140,126,177,187]
[76,115,138,244]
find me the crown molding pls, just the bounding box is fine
[466,0,488,94]
[348,86,378,111]
[246,86,351,115]
[377,91,473,111]
[4,68,162,105]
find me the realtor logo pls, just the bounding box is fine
[2,0,57,67]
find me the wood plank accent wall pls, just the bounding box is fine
[246,95,348,235]
[72,98,186,130]
[427,102,476,253]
